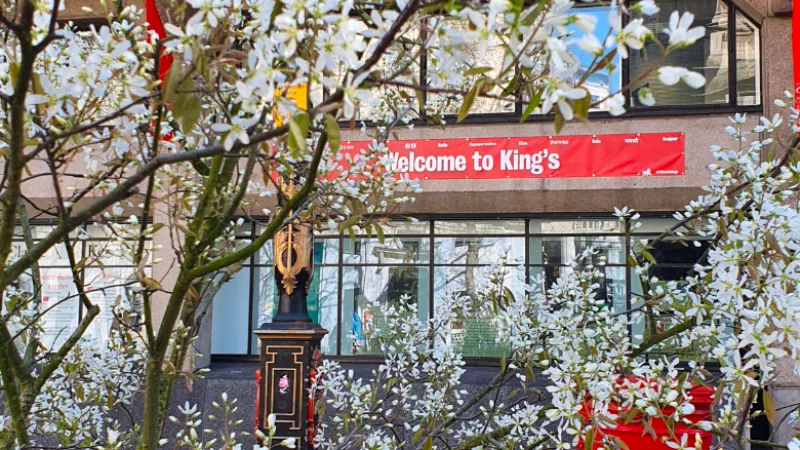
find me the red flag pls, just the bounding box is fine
[794,0,800,133]
[145,0,173,80]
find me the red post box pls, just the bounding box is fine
[581,382,714,450]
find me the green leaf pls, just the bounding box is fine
[163,62,182,106]
[642,250,657,265]
[554,112,565,135]
[339,216,360,234]
[412,429,424,445]
[9,62,19,86]
[288,114,308,159]
[764,390,776,424]
[144,277,163,290]
[458,79,484,123]
[573,89,590,121]
[500,352,507,372]
[464,67,494,77]
[374,223,385,244]
[520,0,547,26]
[501,73,520,97]
[423,436,433,450]
[325,114,341,154]
[520,89,543,122]
[180,95,202,133]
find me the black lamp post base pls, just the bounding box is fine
[254,326,327,449]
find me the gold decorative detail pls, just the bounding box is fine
[274,178,313,295]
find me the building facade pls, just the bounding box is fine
[29,0,800,443]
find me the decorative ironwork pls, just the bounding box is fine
[274,221,313,295]
[274,178,314,295]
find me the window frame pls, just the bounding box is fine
[339,0,763,128]
[212,213,714,364]
[10,219,152,351]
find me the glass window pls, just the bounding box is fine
[426,18,515,115]
[340,266,430,356]
[434,237,525,265]
[565,5,623,107]
[735,11,760,106]
[353,220,430,236]
[529,236,625,265]
[343,237,430,264]
[434,220,525,235]
[434,265,526,357]
[250,266,338,355]
[211,270,252,355]
[631,0,730,106]
[529,219,622,234]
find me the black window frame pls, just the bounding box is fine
[341,0,763,128]
[211,213,713,365]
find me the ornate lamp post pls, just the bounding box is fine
[255,179,327,448]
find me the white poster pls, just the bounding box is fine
[39,268,79,350]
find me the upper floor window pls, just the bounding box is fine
[350,0,761,123]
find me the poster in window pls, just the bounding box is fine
[39,268,79,350]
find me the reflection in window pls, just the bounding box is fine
[426,18,515,115]
[565,6,623,107]
[343,237,430,264]
[434,237,525,265]
[341,266,430,355]
[631,0,730,105]
[529,236,625,265]
[434,265,525,357]
[736,11,760,106]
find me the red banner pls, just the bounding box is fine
[145,0,173,80]
[341,133,684,180]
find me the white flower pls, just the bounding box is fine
[281,438,297,448]
[601,93,626,116]
[637,87,655,106]
[578,34,604,57]
[658,66,706,89]
[665,11,705,47]
[633,0,659,15]
[342,72,370,119]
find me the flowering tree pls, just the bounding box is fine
[314,99,800,450]
[0,0,711,448]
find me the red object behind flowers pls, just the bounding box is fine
[580,379,714,450]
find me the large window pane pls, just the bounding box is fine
[530,266,625,305]
[736,11,760,106]
[343,237,430,264]
[250,266,338,355]
[211,269,251,355]
[529,219,622,234]
[252,265,279,329]
[426,18,515,115]
[567,6,623,106]
[529,236,625,265]
[340,266,430,356]
[435,220,525,235]
[308,267,339,355]
[434,237,525,265]
[353,220,430,236]
[631,0,729,105]
[434,265,526,357]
